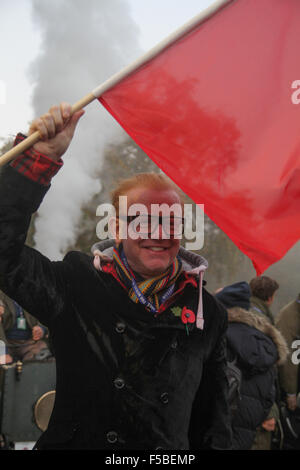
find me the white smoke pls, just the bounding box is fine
[29,0,142,259]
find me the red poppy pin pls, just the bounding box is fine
[181,307,196,324]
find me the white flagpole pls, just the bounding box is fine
[0,0,234,167]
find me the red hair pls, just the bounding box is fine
[111,172,185,215]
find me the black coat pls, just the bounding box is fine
[226,308,280,449]
[0,166,232,450]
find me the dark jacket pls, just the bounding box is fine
[0,165,231,450]
[226,307,288,450]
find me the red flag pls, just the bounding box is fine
[98,0,300,274]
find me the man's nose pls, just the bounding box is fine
[150,221,167,240]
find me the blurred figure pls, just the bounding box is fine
[275,293,300,412]
[0,290,49,364]
[216,281,288,450]
[249,276,279,325]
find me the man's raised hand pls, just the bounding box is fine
[29,102,85,161]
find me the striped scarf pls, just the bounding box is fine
[113,245,182,312]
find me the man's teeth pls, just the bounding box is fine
[146,247,166,251]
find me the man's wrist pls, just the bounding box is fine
[10,133,63,186]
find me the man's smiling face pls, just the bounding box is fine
[116,186,182,278]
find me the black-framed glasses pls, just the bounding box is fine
[118,214,185,236]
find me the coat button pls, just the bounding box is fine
[114,377,125,389]
[171,339,178,349]
[115,322,126,333]
[106,431,118,444]
[160,392,169,404]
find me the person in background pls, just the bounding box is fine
[249,276,279,325]
[215,281,288,450]
[0,290,48,364]
[275,293,300,412]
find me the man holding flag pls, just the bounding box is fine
[0,103,232,450]
[1,0,299,451]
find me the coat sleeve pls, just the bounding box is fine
[0,165,72,328]
[188,300,232,450]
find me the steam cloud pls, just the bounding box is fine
[29,0,141,259]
